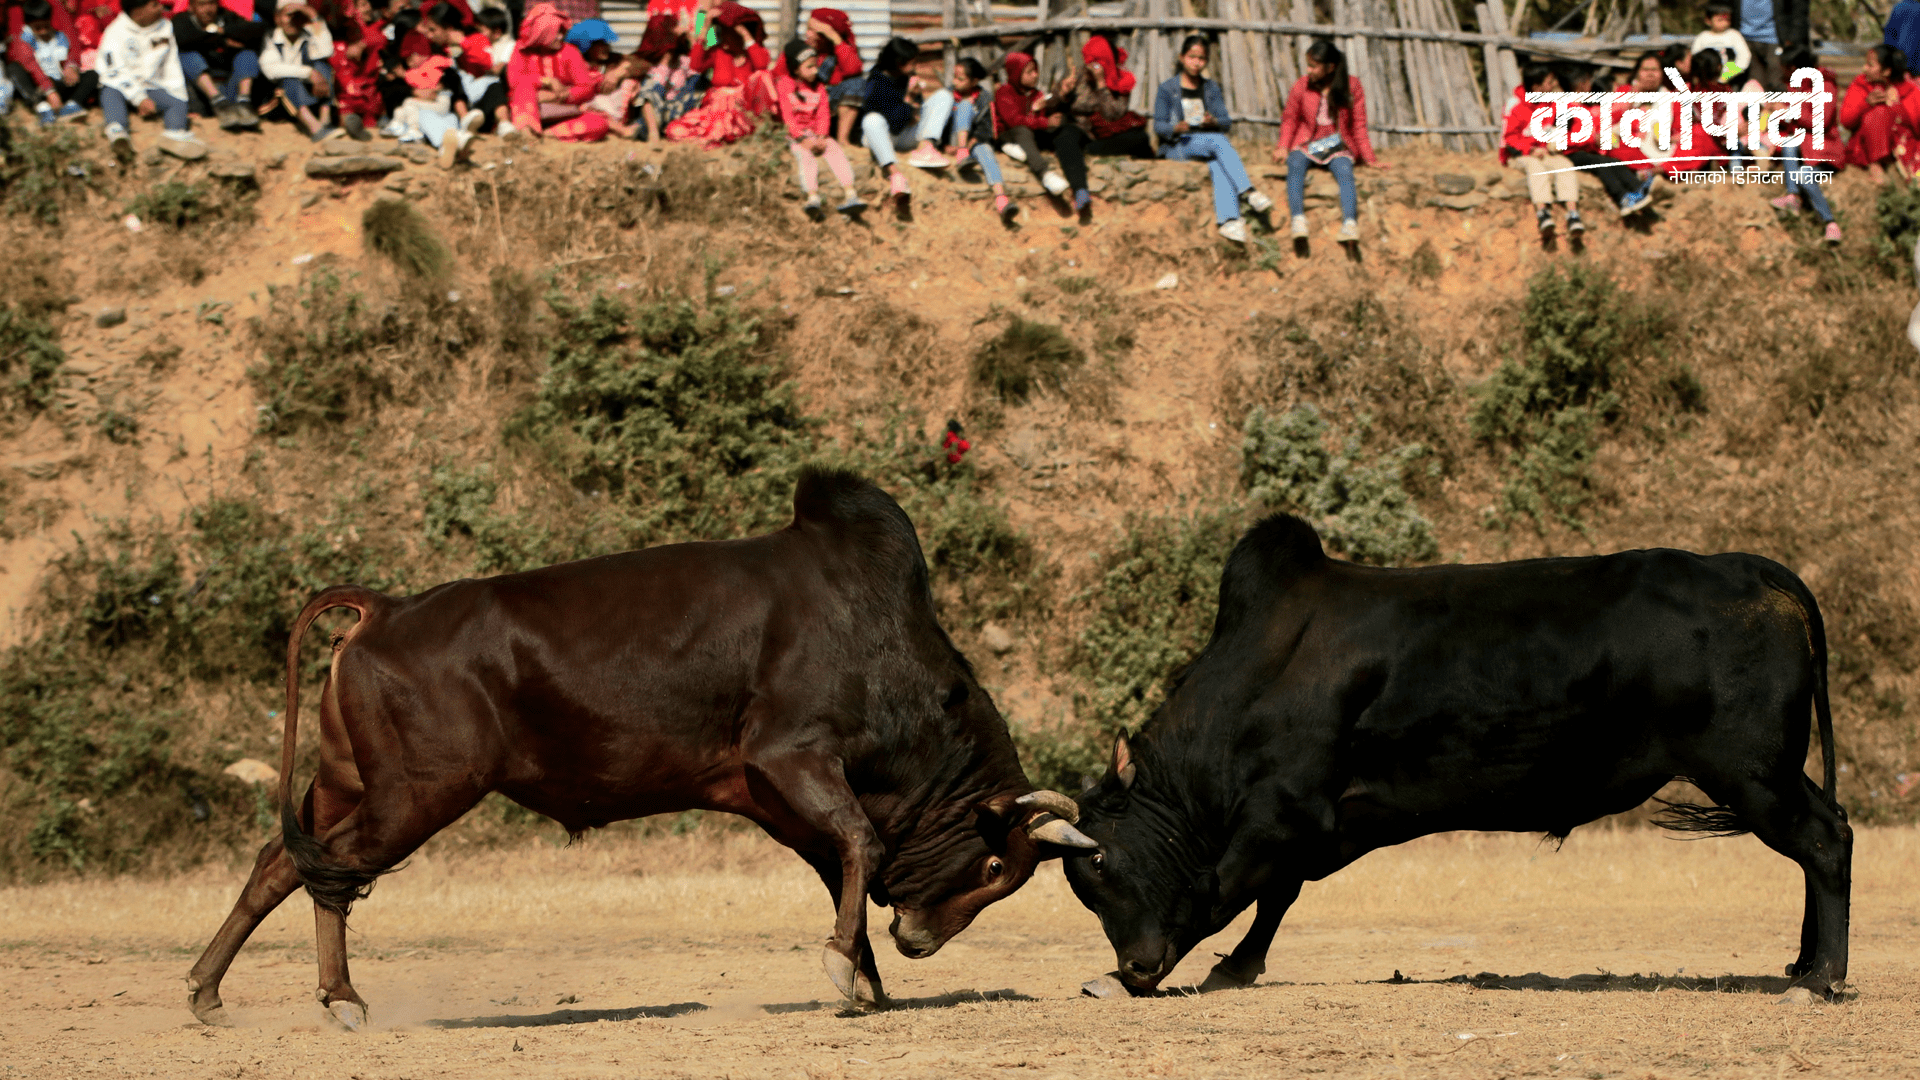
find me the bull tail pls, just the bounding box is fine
[279,585,386,918]
[1805,585,1839,806]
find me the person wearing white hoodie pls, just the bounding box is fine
[97,0,196,160]
[258,2,338,141]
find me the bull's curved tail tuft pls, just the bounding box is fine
[278,585,387,918]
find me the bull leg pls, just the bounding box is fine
[300,784,487,1029]
[184,835,303,1025]
[801,852,885,1006]
[1708,773,1852,997]
[1787,877,1819,977]
[750,757,884,1008]
[1199,880,1302,992]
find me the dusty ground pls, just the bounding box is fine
[3,825,1917,1078]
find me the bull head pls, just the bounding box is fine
[1016,790,1099,849]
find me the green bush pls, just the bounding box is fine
[971,316,1086,405]
[1874,179,1920,271]
[363,199,451,280]
[0,301,65,417]
[1243,404,1438,565]
[0,123,94,226]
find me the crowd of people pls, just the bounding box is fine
[3,0,1920,246]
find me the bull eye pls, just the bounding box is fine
[986,857,1005,881]
[1091,852,1105,872]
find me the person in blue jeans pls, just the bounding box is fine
[1152,34,1273,245]
[943,57,1016,223]
[173,0,263,129]
[858,37,953,216]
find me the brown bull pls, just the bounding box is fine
[184,469,1095,1028]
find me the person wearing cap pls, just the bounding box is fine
[98,0,198,160]
[259,0,339,140]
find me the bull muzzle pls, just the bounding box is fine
[888,909,946,959]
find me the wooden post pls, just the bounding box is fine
[942,0,956,75]
[779,0,799,43]
[1036,0,1050,81]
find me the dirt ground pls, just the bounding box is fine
[2,825,1916,1079]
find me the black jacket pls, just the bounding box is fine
[172,8,267,74]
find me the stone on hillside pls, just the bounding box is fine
[316,141,362,156]
[209,162,256,181]
[980,622,1016,655]
[1428,192,1488,211]
[223,758,280,786]
[403,144,435,164]
[158,138,208,161]
[95,307,127,328]
[305,155,406,178]
[1433,173,1475,195]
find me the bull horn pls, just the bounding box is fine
[1015,790,1082,824]
[1027,814,1100,849]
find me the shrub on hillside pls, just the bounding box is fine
[0,301,65,417]
[1874,179,1920,272]
[363,199,451,280]
[0,123,95,226]
[971,315,1086,405]
[1243,404,1438,565]
[125,180,254,232]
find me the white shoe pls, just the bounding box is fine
[159,128,203,144]
[380,121,405,138]
[499,121,521,143]
[1338,218,1359,242]
[1002,141,1027,163]
[1041,169,1069,196]
[1218,218,1250,244]
[1290,214,1309,238]
[1245,190,1273,213]
[461,109,485,134]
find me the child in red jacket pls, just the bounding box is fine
[1274,39,1381,243]
[991,51,1069,196]
[1840,43,1920,183]
[777,38,861,219]
[1500,64,1582,237]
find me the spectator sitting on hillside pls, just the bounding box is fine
[632,13,698,141]
[507,2,607,141]
[1767,44,1843,244]
[582,46,646,138]
[769,7,859,142]
[777,36,861,219]
[944,56,1015,223]
[1501,63,1581,236]
[1275,38,1380,244]
[1690,1,1749,83]
[3,0,76,118]
[10,0,92,122]
[390,51,475,164]
[1840,43,1920,183]
[1893,0,1920,79]
[667,0,771,144]
[99,0,197,158]
[991,50,1070,198]
[1050,31,1152,221]
[856,36,952,215]
[172,0,258,129]
[1555,62,1653,218]
[372,7,423,117]
[260,1,339,141]
[448,3,509,133]
[1154,34,1272,246]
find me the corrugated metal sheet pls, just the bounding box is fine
[599,0,889,63]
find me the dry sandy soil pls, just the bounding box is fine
[3,825,1918,1079]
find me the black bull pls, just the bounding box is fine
[1063,514,1852,998]
[184,470,1096,1027]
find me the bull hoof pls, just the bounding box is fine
[851,969,888,1011]
[1198,960,1262,993]
[326,999,369,1031]
[822,947,860,1003]
[187,991,231,1027]
[1080,973,1134,1000]
[1776,986,1818,1006]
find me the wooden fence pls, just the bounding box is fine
[901,4,1703,151]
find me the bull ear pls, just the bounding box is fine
[1112,732,1136,789]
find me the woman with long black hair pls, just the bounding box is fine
[1153,34,1273,244]
[1272,39,1382,244]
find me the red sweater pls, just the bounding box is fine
[1276,75,1377,166]
[688,35,768,89]
[507,43,597,130]
[992,81,1048,131]
[6,0,77,90]
[771,38,860,85]
[1499,84,1546,162]
[776,74,830,139]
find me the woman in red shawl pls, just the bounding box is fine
[665,0,770,145]
[1839,43,1920,183]
[506,2,609,141]
[1046,32,1151,219]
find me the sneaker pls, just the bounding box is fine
[1536,206,1555,235]
[56,100,84,122]
[906,146,950,170]
[1002,141,1027,163]
[1618,190,1650,217]
[1218,218,1249,244]
[994,193,1015,223]
[311,124,341,143]
[1245,189,1274,214]
[460,108,485,135]
[1770,193,1802,212]
[1073,188,1091,222]
[836,193,866,216]
[497,120,519,142]
[35,103,55,127]
[454,129,474,162]
[1290,214,1309,238]
[804,192,825,221]
[230,99,260,128]
[343,112,372,141]
[1566,210,1585,234]
[380,120,406,139]
[1338,218,1359,242]
[105,122,133,163]
[1041,169,1069,197]
[1824,221,1842,244]
[889,169,910,215]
